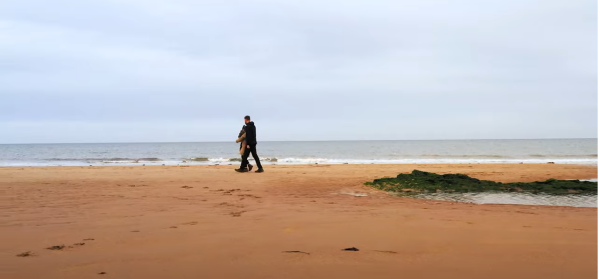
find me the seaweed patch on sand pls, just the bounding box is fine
[365,170,597,195]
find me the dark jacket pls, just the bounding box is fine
[244,121,257,145]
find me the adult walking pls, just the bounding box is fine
[235,115,264,173]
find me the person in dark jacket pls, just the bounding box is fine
[235,115,264,173]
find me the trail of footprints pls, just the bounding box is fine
[206,187,263,218]
[17,234,400,277]
[16,238,96,258]
[17,182,584,276]
[178,184,263,217]
[14,184,263,268]
[12,184,420,274]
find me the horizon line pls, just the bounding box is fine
[0,138,597,145]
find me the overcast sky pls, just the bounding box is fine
[0,0,597,143]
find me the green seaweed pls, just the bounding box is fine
[366,170,597,195]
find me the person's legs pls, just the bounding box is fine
[249,144,263,170]
[239,143,251,169]
[239,148,251,170]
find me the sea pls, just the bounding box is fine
[1,139,597,207]
[0,139,596,167]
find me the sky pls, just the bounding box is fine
[0,0,597,143]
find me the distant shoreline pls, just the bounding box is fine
[0,138,597,145]
[1,161,598,168]
[1,162,599,170]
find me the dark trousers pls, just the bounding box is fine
[241,144,262,169]
[240,143,252,167]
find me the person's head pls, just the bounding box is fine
[244,115,251,124]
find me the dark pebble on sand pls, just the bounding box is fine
[342,247,359,251]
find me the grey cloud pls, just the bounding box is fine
[0,0,596,143]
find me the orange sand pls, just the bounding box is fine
[1,164,597,279]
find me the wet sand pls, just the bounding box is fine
[1,164,597,279]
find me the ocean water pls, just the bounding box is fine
[0,139,597,167]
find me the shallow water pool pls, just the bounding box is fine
[395,178,598,207]
[397,192,597,207]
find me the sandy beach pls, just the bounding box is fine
[1,164,597,279]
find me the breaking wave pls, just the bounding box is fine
[529,154,598,158]
[187,157,209,162]
[7,156,598,167]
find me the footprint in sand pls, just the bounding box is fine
[223,189,242,195]
[46,241,88,252]
[238,194,261,199]
[46,245,66,251]
[230,211,246,217]
[16,251,34,257]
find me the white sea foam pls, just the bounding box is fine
[0,157,596,167]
